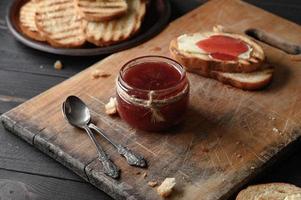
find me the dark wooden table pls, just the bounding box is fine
[0,0,300,199]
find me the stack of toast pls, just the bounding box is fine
[170,27,274,90]
[19,0,147,48]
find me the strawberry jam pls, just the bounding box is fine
[116,56,189,132]
[196,35,249,61]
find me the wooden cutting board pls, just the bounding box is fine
[2,0,301,199]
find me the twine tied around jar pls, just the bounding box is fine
[117,82,189,123]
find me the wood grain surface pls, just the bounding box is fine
[0,0,301,200]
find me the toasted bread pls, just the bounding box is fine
[75,0,128,22]
[236,183,301,200]
[170,32,265,73]
[85,0,146,46]
[35,0,86,48]
[19,1,45,41]
[188,64,273,90]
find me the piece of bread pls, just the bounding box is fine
[188,65,274,90]
[35,0,86,48]
[19,1,45,41]
[157,178,176,198]
[236,183,301,200]
[75,0,128,22]
[170,32,265,73]
[84,0,146,46]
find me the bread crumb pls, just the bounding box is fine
[157,178,176,198]
[54,60,63,70]
[148,181,158,187]
[92,69,111,79]
[142,172,147,178]
[213,25,225,33]
[269,116,276,120]
[272,127,282,134]
[105,97,117,115]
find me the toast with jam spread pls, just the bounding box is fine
[170,32,265,73]
[169,28,274,90]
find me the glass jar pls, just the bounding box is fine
[116,56,189,132]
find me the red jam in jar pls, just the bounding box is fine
[116,56,189,132]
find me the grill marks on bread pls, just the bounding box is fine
[76,0,128,22]
[35,0,86,48]
[85,0,146,46]
[19,1,45,41]
[19,0,145,48]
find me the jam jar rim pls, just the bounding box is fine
[117,55,187,94]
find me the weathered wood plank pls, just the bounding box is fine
[0,0,301,199]
[2,1,301,200]
[0,169,112,200]
[0,125,82,181]
[0,69,65,99]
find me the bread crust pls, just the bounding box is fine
[85,0,146,47]
[35,0,86,48]
[75,0,128,22]
[210,69,273,90]
[187,67,273,90]
[20,22,45,42]
[169,32,265,73]
[19,1,45,42]
[236,183,301,200]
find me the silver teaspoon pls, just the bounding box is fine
[62,96,119,179]
[88,123,147,168]
[63,96,147,168]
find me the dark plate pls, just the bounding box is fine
[6,0,170,56]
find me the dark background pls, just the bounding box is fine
[0,0,300,199]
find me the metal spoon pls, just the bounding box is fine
[64,96,147,168]
[62,96,119,179]
[88,124,147,168]
[63,96,147,167]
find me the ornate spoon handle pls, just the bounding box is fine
[89,123,147,168]
[83,126,119,178]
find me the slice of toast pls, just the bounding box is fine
[188,65,274,90]
[75,0,128,22]
[35,0,86,48]
[19,1,45,41]
[85,0,146,46]
[236,183,301,200]
[170,32,265,73]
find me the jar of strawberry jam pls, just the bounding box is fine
[116,56,189,132]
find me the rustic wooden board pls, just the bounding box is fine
[1,0,301,199]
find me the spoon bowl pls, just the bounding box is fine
[63,96,91,128]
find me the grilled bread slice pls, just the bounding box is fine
[85,0,146,46]
[189,64,274,90]
[236,183,301,200]
[35,0,86,48]
[75,0,128,22]
[19,1,45,41]
[170,32,265,73]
